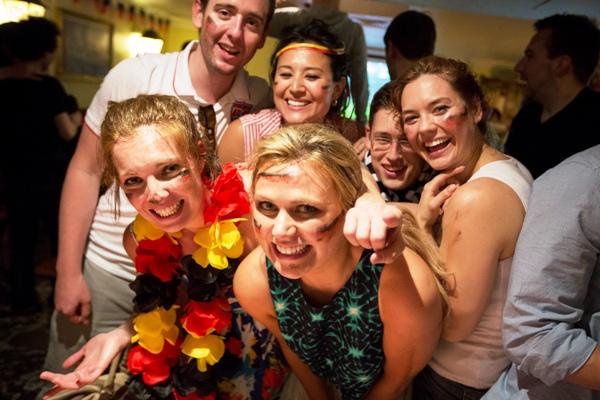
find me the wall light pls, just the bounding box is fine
[127,29,163,57]
[0,0,45,24]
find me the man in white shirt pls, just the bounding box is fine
[43,0,275,373]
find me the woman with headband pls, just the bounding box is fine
[218,18,364,164]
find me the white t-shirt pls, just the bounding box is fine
[84,41,270,280]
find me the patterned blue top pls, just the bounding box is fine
[266,250,385,399]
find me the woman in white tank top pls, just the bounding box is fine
[392,56,533,399]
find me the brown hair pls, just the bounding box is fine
[392,56,489,134]
[399,208,450,317]
[535,14,600,84]
[100,95,217,209]
[368,81,398,127]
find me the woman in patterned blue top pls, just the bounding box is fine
[234,123,449,399]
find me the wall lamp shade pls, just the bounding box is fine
[0,0,45,24]
[128,29,163,57]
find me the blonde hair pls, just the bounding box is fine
[399,208,450,316]
[249,123,367,212]
[250,123,449,314]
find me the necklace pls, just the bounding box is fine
[125,163,250,400]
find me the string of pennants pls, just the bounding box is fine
[71,0,171,32]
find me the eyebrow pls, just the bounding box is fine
[402,97,452,113]
[276,65,325,73]
[118,160,182,177]
[214,2,265,24]
[257,172,288,178]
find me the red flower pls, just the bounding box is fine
[225,336,242,357]
[135,236,182,282]
[204,163,250,223]
[181,298,231,337]
[173,391,216,400]
[127,340,181,385]
[261,367,287,399]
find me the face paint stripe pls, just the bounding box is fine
[316,214,341,234]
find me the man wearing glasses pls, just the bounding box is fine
[365,83,434,204]
[43,0,275,373]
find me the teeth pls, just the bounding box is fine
[153,201,182,217]
[219,44,238,55]
[426,138,449,148]
[384,165,405,172]
[287,99,308,107]
[275,243,308,255]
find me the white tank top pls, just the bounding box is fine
[429,157,533,389]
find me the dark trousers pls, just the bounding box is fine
[412,366,489,400]
[6,180,60,309]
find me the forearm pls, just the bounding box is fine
[56,127,102,279]
[54,112,80,141]
[565,345,600,390]
[56,167,100,277]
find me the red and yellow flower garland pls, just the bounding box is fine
[126,163,250,400]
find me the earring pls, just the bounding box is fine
[333,98,339,107]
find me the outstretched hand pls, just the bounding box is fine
[39,326,131,394]
[344,192,404,264]
[417,166,464,231]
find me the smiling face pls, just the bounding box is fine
[193,0,268,76]
[252,161,347,280]
[514,29,555,101]
[112,125,207,233]
[401,74,482,171]
[272,47,344,125]
[369,107,425,191]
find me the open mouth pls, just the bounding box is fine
[151,200,183,218]
[382,164,407,178]
[425,138,451,154]
[286,99,310,107]
[218,43,240,56]
[272,242,310,259]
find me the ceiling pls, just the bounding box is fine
[139,0,600,27]
[373,0,600,21]
[139,0,599,69]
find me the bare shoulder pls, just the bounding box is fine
[218,118,244,164]
[442,174,526,259]
[233,247,273,318]
[448,177,520,208]
[445,177,524,220]
[234,247,268,294]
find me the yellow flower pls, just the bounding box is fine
[181,334,225,372]
[192,218,245,269]
[132,215,182,243]
[131,306,179,354]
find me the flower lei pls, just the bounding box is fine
[126,163,250,400]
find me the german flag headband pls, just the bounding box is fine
[274,43,346,60]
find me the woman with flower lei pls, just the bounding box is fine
[41,95,288,399]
